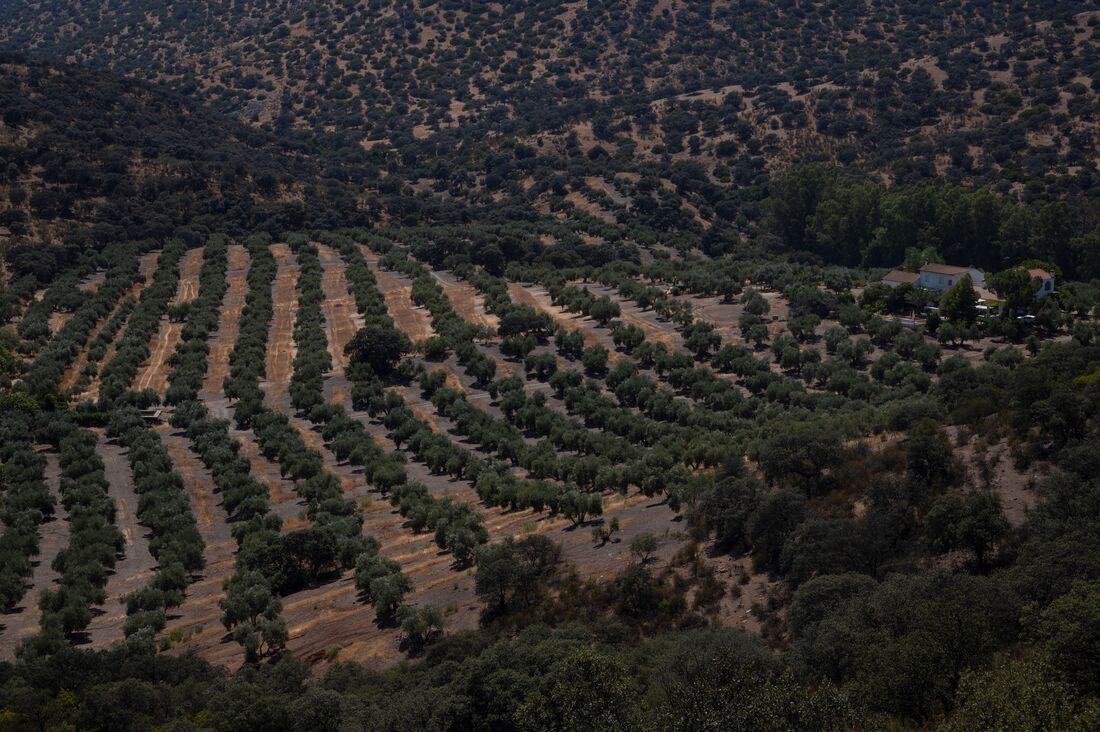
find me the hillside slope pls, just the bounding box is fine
[3,0,1100,211]
[0,53,380,248]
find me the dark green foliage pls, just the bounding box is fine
[474,535,560,613]
[21,420,123,654]
[105,407,204,634]
[97,240,189,405]
[0,413,54,611]
[345,324,411,377]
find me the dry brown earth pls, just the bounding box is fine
[262,243,299,406]
[133,247,203,394]
[203,244,249,394]
[361,246,435,342]
[85,433,158,648]
[316,243,363,375]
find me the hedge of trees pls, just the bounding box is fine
[223,233,277,428]
[104,407,204,639]
[287,236,331,414]
[0,412,54,611]
[97,240,188,405]
[19,419,122,659]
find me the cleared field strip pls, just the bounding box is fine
[47,310,73,337]
[505,280,622,363]
[85,433,158,648]
[430,268,499,331]
[316,243,363,374]
[263,243,299,406]
[134,247,203,394]
[360,246,435,342]
[0,452,67,660]
[203,244,249,394]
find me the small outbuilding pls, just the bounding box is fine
[881,270,920,288]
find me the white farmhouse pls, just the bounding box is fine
[1028,268,1055,298]
[918,264,986,292]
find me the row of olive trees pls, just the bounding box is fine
[16,264,92,347]
[97,240,189,405]
[418,370,605,524]
[105,408,205,639]
[163,235,229,406]
[228,234,410,623]
[287,236,331,413]
[380,244,498,385]
[466,266,736,507]
[369,248,610,524]
[0,413,54,611]
[157,232,287,662]
[318,234,492,576]
[223,233,276,428]
[63,297,136,400]
[20,419,123,659]
[20,244,142,398]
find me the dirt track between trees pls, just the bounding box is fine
[361,246,436,342]
[316,243,363,375]
[134,247,203,394]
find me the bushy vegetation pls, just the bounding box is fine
[0,412,54,611]
[19,419,122,659]
[5,2,1100,727]
[96,241,187,405]
[105,408,204,638]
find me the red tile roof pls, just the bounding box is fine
[1027,268,1053,280]
[883,270,920,284]
[919,263,972,276]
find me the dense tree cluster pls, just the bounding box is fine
[0,56,369,245]
[765,165,1100,279]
